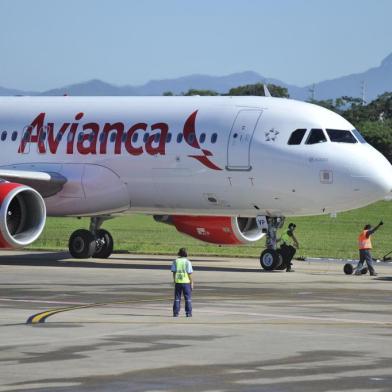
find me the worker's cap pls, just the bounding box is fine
[364,224,372,230]
[288,223,296,230]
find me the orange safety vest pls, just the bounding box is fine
[358,230,372,250]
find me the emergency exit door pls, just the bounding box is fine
[226,110,262,171]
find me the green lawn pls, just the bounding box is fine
[30,201,392,260]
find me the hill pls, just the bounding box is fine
[1,53,391,101]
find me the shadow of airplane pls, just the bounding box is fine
[0,251,264,273]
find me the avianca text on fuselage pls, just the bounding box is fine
[17,110,222,170]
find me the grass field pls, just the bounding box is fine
[30,201,392,260]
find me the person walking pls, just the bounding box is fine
[356,221,383,276]
[279,223,299,272]
[171,248,194,317]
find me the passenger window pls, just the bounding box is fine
[39,131,46,141]
[99,133,104,142]
[89,133,94,142]
[132,132,138,143]
[177,134,183,143]
[110,133,116,142]
[143,133,149,143]
[306,129,327,144]
[353,129,367,144]
[211,133,218,143]
[154,133,160,143]
[326,129,357,143]
[187,133,195,144]
[166,133,172,143]
[78,133,84,142]
[11,131,17,141]
[56,133,62,142]
[199,133,206,143]
[288,129,306,145]
[1,131,6,141]
[122,133,127,142]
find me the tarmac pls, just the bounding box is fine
[0,250,392,392]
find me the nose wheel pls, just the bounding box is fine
[260,249,283,270]
[68,216,114,259]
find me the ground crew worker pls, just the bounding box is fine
[171,248,193,317]
[279,223,299,272]
[356,221,383,276]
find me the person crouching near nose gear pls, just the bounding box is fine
[279,223,299,272]
[356,221,383,276]
[171,248,194,317]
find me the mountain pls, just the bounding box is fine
[0,86,34,96]
[300,53,392,102]
[0,53,391,101]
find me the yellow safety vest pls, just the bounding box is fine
[281,231,291,245]
[358,230,372,250]
[174,258,191,284]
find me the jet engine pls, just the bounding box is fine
[154,215,265,245]
[0,182,46,249]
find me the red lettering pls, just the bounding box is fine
[77,123,100,155]
[47,122,70,153]
[67,113,84,154]
[145,123,168,155]
[100,123,124,154]
[18,113,45,153]
[124,123,146,156]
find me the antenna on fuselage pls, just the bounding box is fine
[263,84,272,97]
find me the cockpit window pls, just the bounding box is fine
[352,129,367,144]
[305,128,327,145]
[288,129,306,145]
[326,129,357,143]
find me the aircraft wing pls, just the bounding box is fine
[0,169,67,197]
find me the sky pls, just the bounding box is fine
[0,0,391,91]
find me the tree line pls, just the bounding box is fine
[163,84,392,162]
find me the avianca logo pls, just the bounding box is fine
[18,110,222,171]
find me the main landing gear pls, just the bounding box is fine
[68,217,114,259]
[258,216,288,271]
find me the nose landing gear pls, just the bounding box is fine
[68,216,114,259]
[258,216,287,271]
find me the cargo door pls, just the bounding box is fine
[226,110,262,171]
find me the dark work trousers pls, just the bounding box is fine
[280,244,296,270]
[173,283,192,316]
[357,249,376,274]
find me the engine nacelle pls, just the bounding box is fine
[154,215,265,245]
[0,182,46,249]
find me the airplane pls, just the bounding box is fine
[0,93,391,270]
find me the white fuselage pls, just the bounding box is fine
[0,96,391,218]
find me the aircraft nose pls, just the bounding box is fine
[364,155,392,199]
[350,147,392,201]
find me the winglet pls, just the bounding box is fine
[263,84,272,97]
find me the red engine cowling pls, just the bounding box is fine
[0,182,46,249]
[154,215,265,245]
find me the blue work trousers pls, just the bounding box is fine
[357,249,376,275]
[173,283,192,316]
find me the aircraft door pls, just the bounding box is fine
[226,110,262,171]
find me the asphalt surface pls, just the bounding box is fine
[0,250,392,392]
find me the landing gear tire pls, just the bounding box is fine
[93,229,113,259]
[343,264,369,275]
[260,249,280,271]
[275,249,287,270]
[343,263,353,275]
[69,229,96,259]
